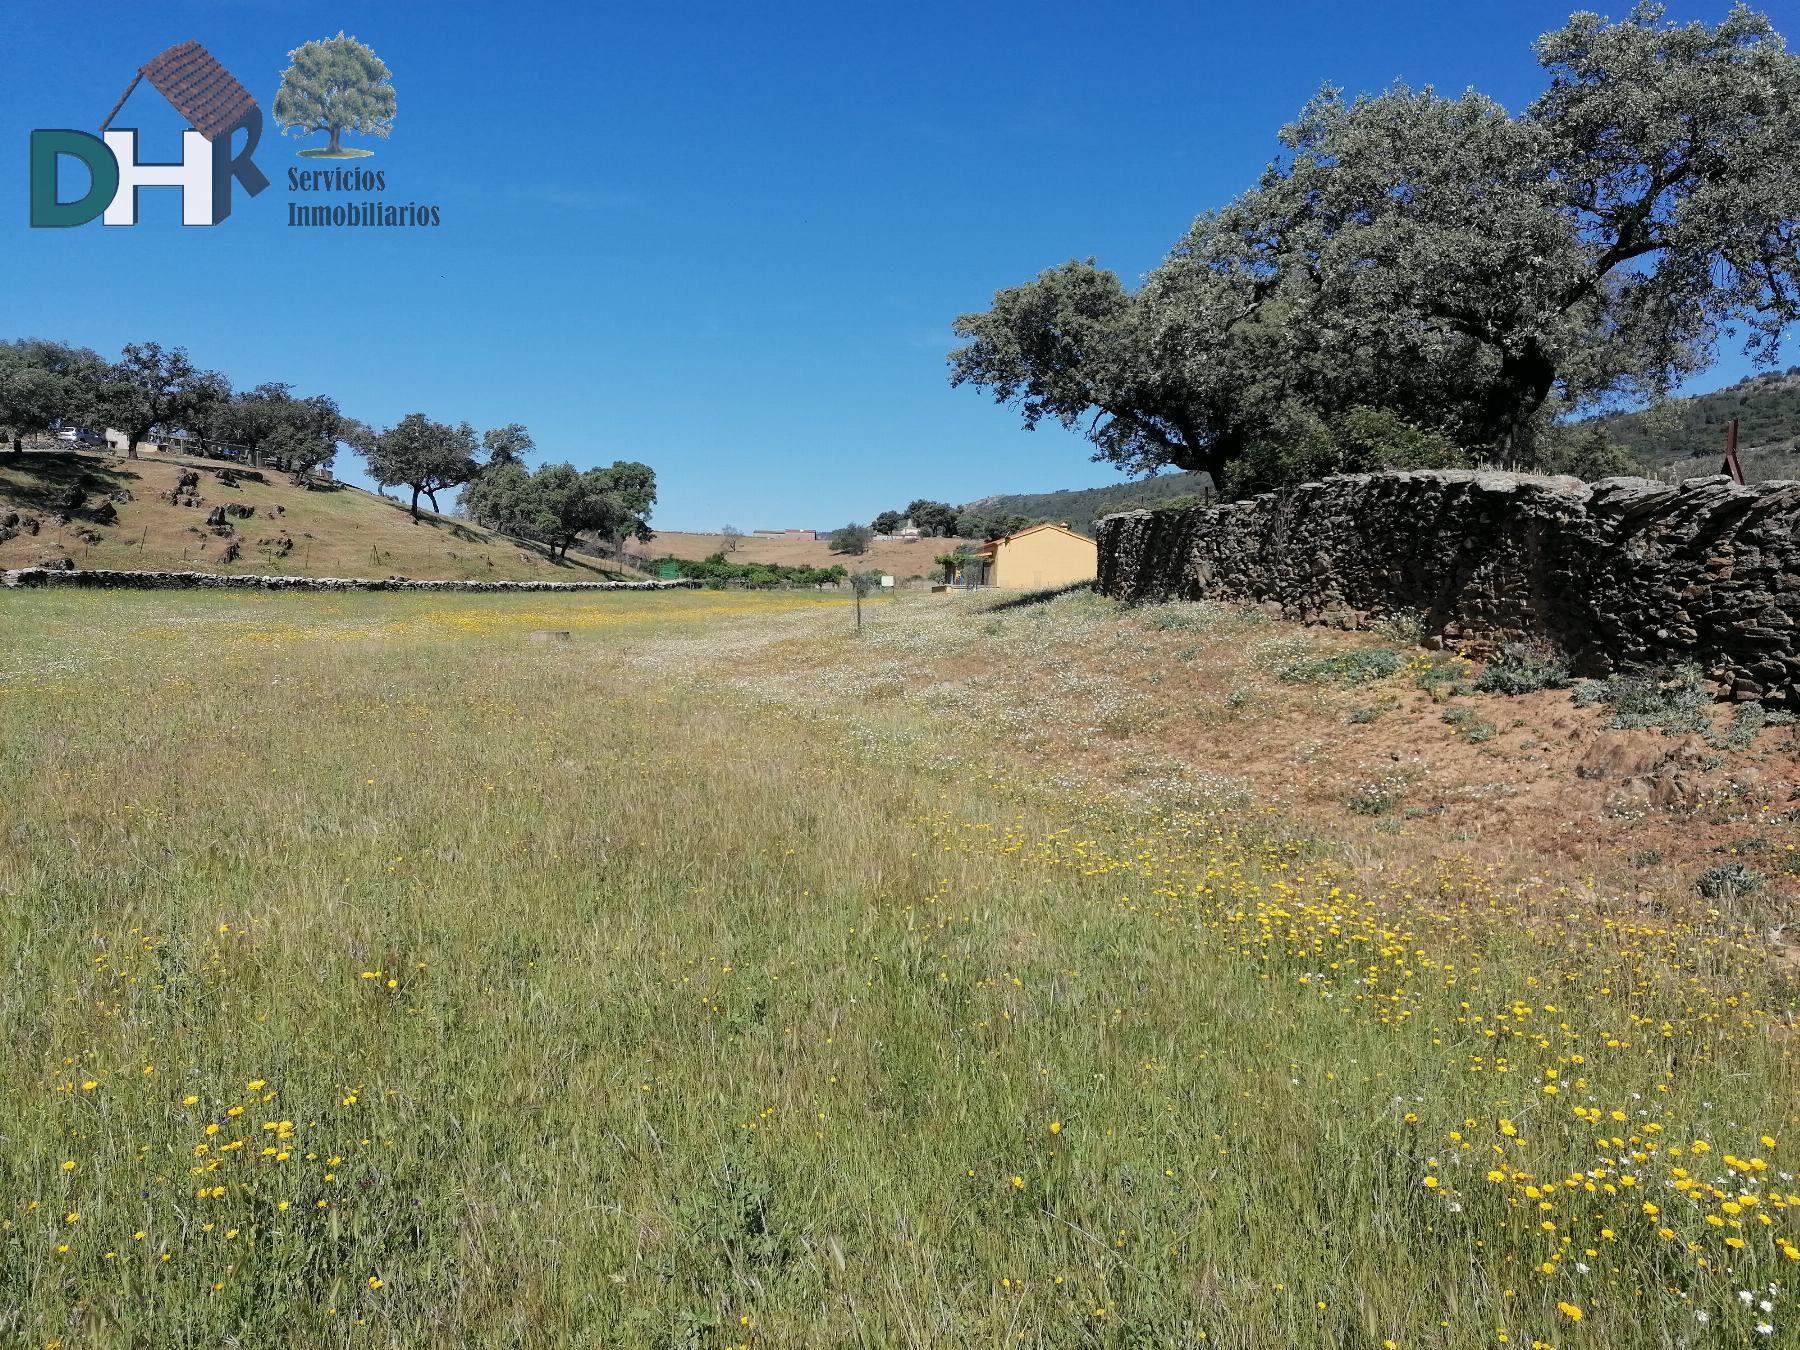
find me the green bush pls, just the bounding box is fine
[1276,647,1404,686]
[1577,664,1710,736]
[1696,862,1763,899]
[1703,702,1797,751]
[1474,644,1569,695]
[1412,652,1473,697]
[1224,405,1472,498]
[662,554,849,589]
[1533,424,1641,480]
[1371,609,1427,644]
[1346,782,1404,815]
[1442,705,1498,741]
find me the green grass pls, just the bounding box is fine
[1,589,1795,1348]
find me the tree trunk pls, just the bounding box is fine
[328,124,342,155]
[1488,343,1558,470]
[424,489,440,513]
[1164,420,1244,494]
[409,485,421,520]
[10,435,21,455]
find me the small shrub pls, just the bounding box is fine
[1277,647,1404,686]
[1696,862,1763,899]
[1580,664,1710,736]
[1474,644,1569,696]
[1346,780,1404,815]
[1442,705,1497,742]
[1704,702,1794,751]
[1571,681,1608,708]
[1347,705,1383,725]
[1372,609,1427,645]
[1411,652,1473,698]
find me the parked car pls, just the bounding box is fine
[54,426,104,446]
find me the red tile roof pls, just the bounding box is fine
[139,41,257,142]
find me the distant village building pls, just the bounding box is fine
[953,522,1097,590]
[874,517,922,542]
[101,428,168,454]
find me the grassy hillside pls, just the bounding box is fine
[1590,368,1800,477]
[961,470,1212,535]
[633,528,974,577]
[0,450,642,581]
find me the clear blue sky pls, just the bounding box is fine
[3,1,1793,530]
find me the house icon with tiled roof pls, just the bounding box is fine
[102,41,261,144]
[30,40,268,228]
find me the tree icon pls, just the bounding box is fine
[273,33,395,159]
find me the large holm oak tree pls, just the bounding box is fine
[951,3,1800,484]
[358,413,479,520]
[274,33,396,156]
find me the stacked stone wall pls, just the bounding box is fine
[1095,471,1800,703]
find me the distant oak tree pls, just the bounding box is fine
[0,340,108,453]
[103,342,226,459]
[829,523,873,556]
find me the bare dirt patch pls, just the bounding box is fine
[677,591,1800,936]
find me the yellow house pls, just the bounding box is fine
[961,521,1097,590]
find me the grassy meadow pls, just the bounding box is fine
[1,587,1795,1348]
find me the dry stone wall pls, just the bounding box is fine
[2,568,700,594]
[1095,470,1800,705]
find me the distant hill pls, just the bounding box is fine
[1588,368,1800,479]
[634,529,971,579]
[961,373,1800,528]
[961,471,1214,536]
[0,450,644,581]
